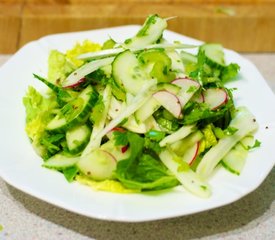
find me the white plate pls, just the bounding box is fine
[0,26,275,222]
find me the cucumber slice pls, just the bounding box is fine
[77,149,117,181]
[124,14,167,48]
[199,43,226,68]
[112,50,150,95]
[46,85,97,132]
[138,49,175,82]
[221,143,248,175]
[43,153,79,170]
[82,85,112,156]
[33,74,75,104]
[101,140,131,161]
[66,124,91,154]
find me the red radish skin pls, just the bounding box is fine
[121,145,129,153]
[189,142,200,166]
[192,92,204,103]
[111,127,125,132]
[203,88,228,110]
[172,77,200,90]
[183,142,200,165]
[153,90,182,118]
[63,77,86,89]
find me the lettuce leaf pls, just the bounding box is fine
[48,50,75,84]
[115,132,178,191]
[201,124,217,149]
[23,86,58,157]
[66,40,101,67]
[76,175,139,193]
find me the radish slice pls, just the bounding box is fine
[192,92,204,103]
[63,77,86,89]
[182,142,200,165]
[153,90,182,118]
[203,88,228,110]
[172,78,200,107]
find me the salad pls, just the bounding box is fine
[23,14,260,198]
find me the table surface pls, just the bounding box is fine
[0,53,274,240]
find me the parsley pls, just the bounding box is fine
[187,85,198,93]
[183,102,226,125]
[144,138,162,154]
[248,139,261,150]
[224,126,238,136]
[63,166,79,182]
[113,131,129,146]
[187,48,240,87]
[85,69,110,86]
[40,133,65,158]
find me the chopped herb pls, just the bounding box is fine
[136,15,158,37]
[224,126,238,136]
[187,85,198,93]
[248,139,261,150]
[63,166,79,182]
[113,131,129,146]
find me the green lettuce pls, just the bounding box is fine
[48,50,75,85]
[23,86,58,157]
[115,132,178,191]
